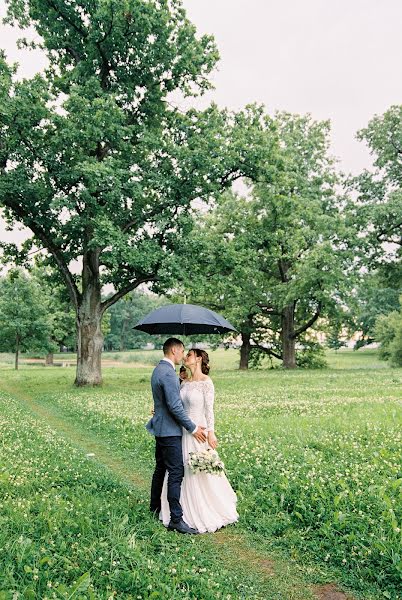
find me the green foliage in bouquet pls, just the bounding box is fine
[188,449,225,475]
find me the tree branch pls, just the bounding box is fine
[220,169,242,187]
[292,301,322,338]
[3,195,81,309]
[278,259,288,283]
[46,0,88,37]
[256,303,281,316]
[95,7,115,90]
[101,276,158,313]
[389,137,402,158]
[66,45,82,64]
[97,6,115,45]
[376,221,402,246]
[94,141,110,161]
[121,219,137,234]
[252,340,283,360]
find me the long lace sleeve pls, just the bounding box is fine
[204,380,215,432]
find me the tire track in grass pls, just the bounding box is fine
[1,379,353,600]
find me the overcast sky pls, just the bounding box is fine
[1,0,402,247]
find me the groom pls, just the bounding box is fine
[146,337,207,534]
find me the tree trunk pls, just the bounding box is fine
[74,251,104,386]
[281,304,296,369]
[15,335,19,370]
[45,353,54,366]
[120,317,127,352]
[239,331,251,370]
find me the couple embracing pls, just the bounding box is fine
[146,337,238,534]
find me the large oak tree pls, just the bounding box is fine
[0,0,257,384]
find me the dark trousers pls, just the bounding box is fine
[150,436,184,523]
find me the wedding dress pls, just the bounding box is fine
[160,378,239,533]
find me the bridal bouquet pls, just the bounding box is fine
[188,448,225,476]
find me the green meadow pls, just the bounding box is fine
[0,349,400,599]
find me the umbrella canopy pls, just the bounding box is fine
[133,303,237,335]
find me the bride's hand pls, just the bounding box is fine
[208,431,218,449]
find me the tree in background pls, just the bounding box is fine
[181,113,354,369]
[350,105,402,284]
[349,272,401,349]
[344,106,402,355]
[0,0,261,385]
[104,289,166,351]
[0,269,51,369]
[374,301,402,367]
[326,321,347,352]
[31,263,77,363]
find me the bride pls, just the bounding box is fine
[160,348,239,533]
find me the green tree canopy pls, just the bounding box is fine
[179,112,355,369]
[350,105,402,283]
[0,268,51,368]
[349,272,401,349]
[0,0,262,385]
[374,300,402,367]
[104,288,167,351]
[31,262,77,358]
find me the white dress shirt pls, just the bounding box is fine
[161,357,175,369]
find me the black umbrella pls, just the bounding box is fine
[133,303,237,335]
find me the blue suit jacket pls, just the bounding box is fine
[146,360,196,437]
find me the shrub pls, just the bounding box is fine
[375,304,402,367]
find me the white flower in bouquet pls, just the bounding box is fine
[188,448,225,475]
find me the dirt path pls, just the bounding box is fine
[1,380,354,600]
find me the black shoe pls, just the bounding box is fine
[168,519,199,535]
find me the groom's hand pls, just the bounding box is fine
[193,426,207,443]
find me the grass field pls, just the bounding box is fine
[0,349,401,599]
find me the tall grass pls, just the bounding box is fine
[1,351,399,598]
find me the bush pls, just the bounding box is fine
[389,325,402,366]
[296,343,327,369]
[248,341,327,369]
[375,305,402,367]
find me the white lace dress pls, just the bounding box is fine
[160,378,239,533]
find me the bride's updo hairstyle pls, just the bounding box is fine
[192,348,210,375]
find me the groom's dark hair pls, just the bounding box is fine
[163,338,184,355]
